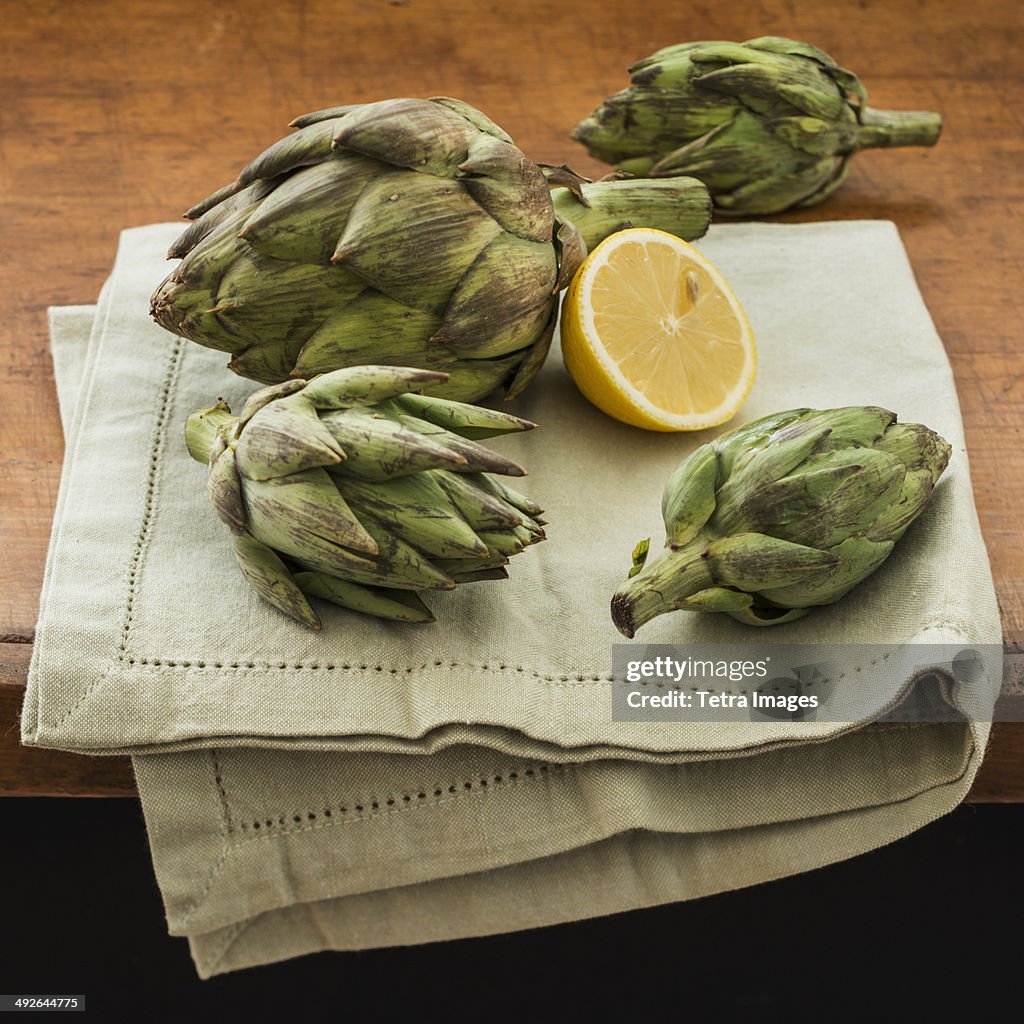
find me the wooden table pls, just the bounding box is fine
[1,0,1021,798]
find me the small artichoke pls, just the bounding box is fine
[611,407,950,636]
[573,37,942,215]
[185,364,546,628]
[152,96,711,402]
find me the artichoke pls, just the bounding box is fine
[185,364,546,628]
[152,96,712,402]
[611,407,950,636]
[572,37,942,215]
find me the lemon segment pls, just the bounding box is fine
[560,228,756,431]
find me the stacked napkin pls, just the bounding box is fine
[26,222,1001,977]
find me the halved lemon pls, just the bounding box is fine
[560,228,756,431]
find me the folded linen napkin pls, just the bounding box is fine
[33,221,1000,976]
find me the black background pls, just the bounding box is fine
[0,798,1016,1022]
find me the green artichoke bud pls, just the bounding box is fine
[185,364,546,629]
[152,97,712,402]
[611,407,950,636]
[573,37,942,215]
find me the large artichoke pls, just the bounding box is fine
[185,364,546,628]
[611,407,950,636]
[152,97,711,402]
[572,37,942,215]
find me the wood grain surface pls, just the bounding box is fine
[0,0,1021,798]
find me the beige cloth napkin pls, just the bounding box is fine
[32,222,1000,976]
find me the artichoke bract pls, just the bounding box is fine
[573,37,942,215]
[185,365,546,629]
[152,97,712,402]
[611,407,950,636]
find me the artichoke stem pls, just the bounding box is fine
[185,401,236,464]
[611,540,714,638]
[552,178,712,252]
[856,107,942,150]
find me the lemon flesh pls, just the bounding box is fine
[561,228,756,431]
